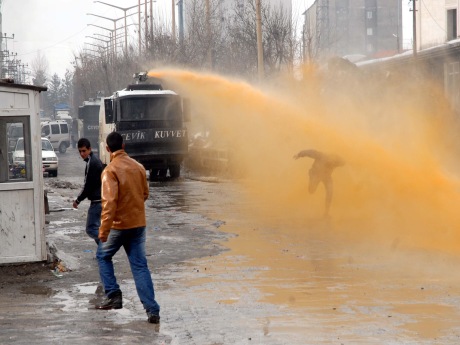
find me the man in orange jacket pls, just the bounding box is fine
[96,132,160,324]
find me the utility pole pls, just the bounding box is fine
[2,33,13,52]
[93,1,139,56]
[138,0,142,56]
[0,0,3,79]
[255,0,264,80]
[205,0,212,69]
[2,32,14,78]
[145,1,148,51]
[412,0,417,57]
[87,24,116,61]
[395,0,401,54]
[178,0,184,53]
[87,13,134,57]
[150,0,154,49]
[86,36,111,58]
[171,0,176,40]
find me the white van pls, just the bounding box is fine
[13,137,59,177]
[55,113,73,125]
[41,120,70,153]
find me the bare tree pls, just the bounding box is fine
[31,51,49,87]
[30,52,51,113]
[146,20,180,66]
[217,1,297,79]
[71,0,303,104]
[47,73,61,108]
[262,2,296,74]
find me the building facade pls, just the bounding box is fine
[417,0,458,50]
[303,0,402,62]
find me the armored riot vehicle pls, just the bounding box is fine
[99,72,190,180]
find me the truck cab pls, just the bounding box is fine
[78,98,101,152]
[99,73,190,180]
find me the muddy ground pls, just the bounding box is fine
[1,148,460,344]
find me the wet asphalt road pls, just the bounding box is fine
[0,148,281,345]
[2,148,460,344]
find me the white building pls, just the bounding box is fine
[417,0,458,50]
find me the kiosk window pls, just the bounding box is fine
[0,118,32,182]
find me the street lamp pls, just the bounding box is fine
[392,34,400,54]
[95,28,132,40]
[93,32,125,43]
[83,48,105,59]
[93,1,142,55]
[86,35,112,54]
[86,35,110,44]
[87,12,138,56]
[84,42,107,53]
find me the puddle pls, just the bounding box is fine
[75,282,100,294]
[51,219,79,227]
[20,285,54,296]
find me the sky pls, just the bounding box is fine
[1,0,412,80]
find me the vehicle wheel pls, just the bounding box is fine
[149,169,167,181]
[169,165,181,179]
[149,169,159,182]
[59,143,67,153]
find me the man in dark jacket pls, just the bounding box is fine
[73,138,104,244]
[294,149,344,217]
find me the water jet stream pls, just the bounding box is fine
[150,68,460,255]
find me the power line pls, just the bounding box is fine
[15,25,90,58]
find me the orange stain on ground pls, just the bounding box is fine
[150,67,460,254]
[150,67,460,341]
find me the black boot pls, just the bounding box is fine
[147,312,160,324]
[95,291,123,310]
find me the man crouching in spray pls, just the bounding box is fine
[293,149,345,217]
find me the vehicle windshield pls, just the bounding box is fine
[120,96,181,122]
[15,138,24,151]
[42,139,54,151]
[10,126,23,137]
[78,105,99,122]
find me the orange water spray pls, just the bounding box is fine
[149,68,460,255]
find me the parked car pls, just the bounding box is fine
[13,137,59,177]
[7,122,24,163]
[40,120,70,153]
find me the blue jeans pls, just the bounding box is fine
[86,202,102,244]
[96,226,160,315]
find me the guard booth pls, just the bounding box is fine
[0,80,48,264]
